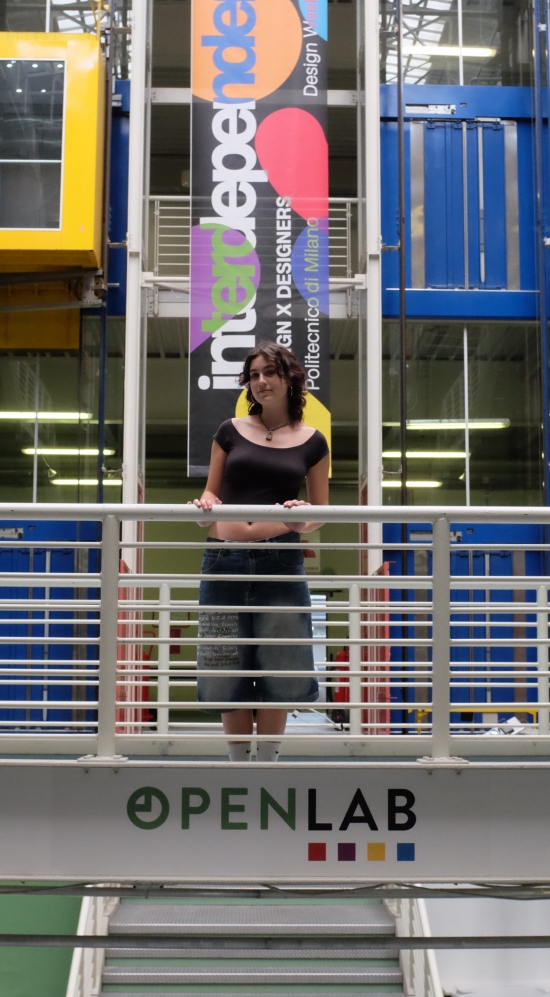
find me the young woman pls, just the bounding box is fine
[191,342,330,761]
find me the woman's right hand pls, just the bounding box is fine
[187,496,222,528]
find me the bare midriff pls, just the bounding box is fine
[208,521,292,541]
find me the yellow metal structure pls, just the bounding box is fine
[0,283,80,349]
[0,33,105,271]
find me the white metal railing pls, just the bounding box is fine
[385,897,444,997]
[148,196,357,281]
[0,503,549,760]
[66,892,119,997]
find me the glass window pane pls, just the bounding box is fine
[0,163,61,229]
[462,0,533,86]
[382,322,543,506]
[50,0,100,34]
[0,60,64,229]
[467,323,542,504]
[381,0,460,85]
[0,1,46,32]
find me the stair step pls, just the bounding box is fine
[102,966,403,985]
[101,992,405,996]
[108,946,397,959]
[109,904,396,935]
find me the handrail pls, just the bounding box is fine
[0,503,548,761]
[2,502,550,522]
[386,897,444,997]
[66,893,119,997]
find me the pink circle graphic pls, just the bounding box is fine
[255,109,329,221]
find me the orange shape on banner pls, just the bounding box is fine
[192,0,303,102]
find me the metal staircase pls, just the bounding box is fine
[99,894,405,995]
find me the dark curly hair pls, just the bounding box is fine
[239,341,307,423]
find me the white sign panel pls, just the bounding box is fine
[0,765,549,882]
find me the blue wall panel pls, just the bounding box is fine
[517,120,538,291]
[381,85,540,318]
[424,122,449,288]
[383,522,541,732]
[107,79,130,318]
[0,522,100,730]
[483,124,508,289]
[381,120,399,291]
[466,122,482,289]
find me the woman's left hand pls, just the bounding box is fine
[282,499,311,533]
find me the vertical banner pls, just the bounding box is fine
[188,0,330,475]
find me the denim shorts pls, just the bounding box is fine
[197,532,318,712]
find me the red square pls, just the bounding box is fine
[308,842,326,862]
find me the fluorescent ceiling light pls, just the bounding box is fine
[403,44,497,58]
[0,412,92,421]
[383,480,443,488]
[407,419,510,430]
[22,448,115,456]
[383,450,467,459]
[51,478,122,487]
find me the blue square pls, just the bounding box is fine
[397,842,415,862]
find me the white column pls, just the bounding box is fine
[122,0,148,569]
[431,516,451,759]
[157,582,171,736]
[97,515,120,758]
[348,583,363,737]
[358,0,384,574]
[537,584,549,736]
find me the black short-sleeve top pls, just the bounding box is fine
[213,420,329,505]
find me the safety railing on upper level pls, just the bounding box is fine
[0,503,549,761]
[148,196,357,283]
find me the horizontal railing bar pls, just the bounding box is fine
[0,637,99,644]
[114,666,548,677]
[0,576,100,585]
[0,721,98,728]
[0,661,98,667]
[116,673,430,684]
[0,678,98,685]
[117,636,432,646]
[0,619,101,626]
[114,700,434,710]
[119,541,434,550]
[117,574,435,587]
[2,502,550,524]
[112,725,427,733]
[0,699,99,707]
[110,614,539,629]
[116,572,550,589]
[110,700,550,710]
[0,542,102,549]
[114,670,545,682]
[118,601,432,611]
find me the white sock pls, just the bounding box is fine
[228,742,252,762]
[256,741,281,762]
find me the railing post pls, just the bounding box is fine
[349,583,362,737]
[157,582,170,736]
[537,584,549,735]
[431,516,451,758]
[97,515,120,758]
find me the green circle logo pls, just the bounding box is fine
[127,787,170,829]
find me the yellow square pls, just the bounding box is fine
[368,842,386,862]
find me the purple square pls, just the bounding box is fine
[338,842,356,862]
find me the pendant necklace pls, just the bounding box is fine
[260,416,291,441]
